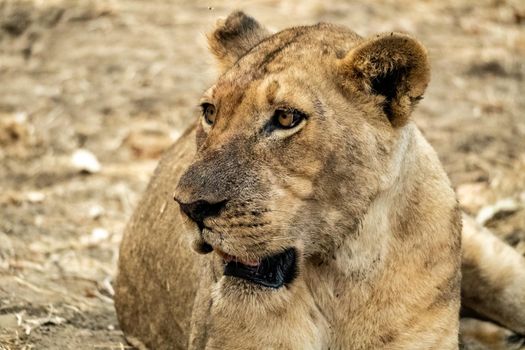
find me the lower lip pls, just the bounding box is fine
[223,248,297,289]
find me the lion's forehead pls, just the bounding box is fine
[209,26,362,115]
[219,24,362,85]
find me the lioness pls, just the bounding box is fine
[115,12,525,350]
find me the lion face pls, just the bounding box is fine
[174,12,430,290]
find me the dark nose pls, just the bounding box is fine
[175,198,227,225]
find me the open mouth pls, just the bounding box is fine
[217,248,297,289]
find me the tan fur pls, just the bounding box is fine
[115,12,525,350]
[461,215,525,335]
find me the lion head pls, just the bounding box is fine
[173,11,430,291]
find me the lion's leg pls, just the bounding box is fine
[459,318,523,350]
[461,214,525,335]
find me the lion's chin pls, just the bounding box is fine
[220,248,298,289]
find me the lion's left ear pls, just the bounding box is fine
[339,33,430,127]
[208,11,271,73]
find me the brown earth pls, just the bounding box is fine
[0,0,524,349]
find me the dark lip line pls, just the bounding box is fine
[223,247,298,289]
[201,227,293,264]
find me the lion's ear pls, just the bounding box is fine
[207,11,270,73]
[339,33,430,127]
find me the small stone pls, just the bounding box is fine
[81,228,110,245]
[26,191,45,203]
[34,215,44,227]
[71,149,101,173]
[88,205,105,219]
[91,228,109,241]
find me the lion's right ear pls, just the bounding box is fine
[207,11,271,73]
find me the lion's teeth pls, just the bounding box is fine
[242,259,260,267]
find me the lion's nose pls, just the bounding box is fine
[174,198,227,225]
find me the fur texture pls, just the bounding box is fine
[115,12,525,350]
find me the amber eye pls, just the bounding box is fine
[273,109,306,129]
[201,103,216,125]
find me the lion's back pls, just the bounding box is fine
[115,126,201,350]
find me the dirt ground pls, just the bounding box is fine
[0,0,524,349]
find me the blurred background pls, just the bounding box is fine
[0,0,524,349]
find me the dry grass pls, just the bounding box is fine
[0,0,524,348]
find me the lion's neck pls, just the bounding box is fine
[331,123,419,280]
[304,123,460,347]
